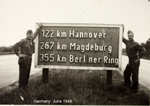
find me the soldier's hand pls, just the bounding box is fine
[134,59,139,63]
[37,23,43,29]
[18,54,26,58]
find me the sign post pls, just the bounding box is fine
[42,68,49,83]
[107,70,112,85]
[35,23,123,84]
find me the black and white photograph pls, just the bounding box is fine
[0,0,149,105]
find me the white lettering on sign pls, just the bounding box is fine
[42,30,54,37]
[57,30,67,38]
[40,42,54,50]
[69,55,86,63]
[57,54,67,63]
[69,30,106,39]
[57,42,67,50]
[89,57,101,64]
[39,54,55,62]
[69,43,113,53]
[103,56,118,64]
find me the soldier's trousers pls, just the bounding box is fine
[124,56,140,90]
[18,56,32,89]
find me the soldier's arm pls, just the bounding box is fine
[13,39,26,57]
[122,25,128,45]
[136,44,146,58]
[13,40,23,56]
[123,37,128,45]
[32,23,43,40]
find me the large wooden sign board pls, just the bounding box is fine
[35,23,123,70]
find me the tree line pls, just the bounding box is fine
[0,45,14,53]
[141,38,150,59]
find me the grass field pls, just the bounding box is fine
[0,69,149,105]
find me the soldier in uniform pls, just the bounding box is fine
[13,23,42,90]
[123,30,146,93]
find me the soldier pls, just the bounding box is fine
[123,30,146,93]
[13,23,42,90]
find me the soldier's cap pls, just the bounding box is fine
[26,30,33,35]
[127,30,133,34]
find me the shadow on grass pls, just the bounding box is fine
[0,70,149,105]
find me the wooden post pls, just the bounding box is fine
[107,70,112,85]
[42,68,49,83]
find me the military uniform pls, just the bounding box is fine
[13,38,34,89]
[123,38,146,91]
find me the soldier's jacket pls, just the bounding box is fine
[13,38,34,67]
[123,38,146,58]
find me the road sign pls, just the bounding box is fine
[35,23,123,70]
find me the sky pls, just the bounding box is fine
[0,0,150,47]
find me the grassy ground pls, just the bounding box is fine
[0,69,149,105]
